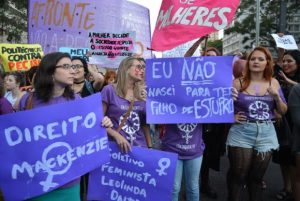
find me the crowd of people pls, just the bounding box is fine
[0,44,300,201]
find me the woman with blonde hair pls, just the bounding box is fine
[227,47,287,201]
[101,56,151,152]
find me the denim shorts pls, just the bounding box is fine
[226,121,279,153]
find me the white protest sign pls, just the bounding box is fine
[271,34,298,50]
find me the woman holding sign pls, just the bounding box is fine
[160,124,205,201]
[227,47,287,201]
[17,52,112,201]
[101,56,151,153]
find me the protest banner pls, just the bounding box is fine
[28,0,152,67]
[271,34,299,50]
[88,32,135,68]
[151,0,240,51]
[0,43,43,72]
[88,142,177,201]
[146,56,234,124]
[59,47,89,61]
[0,93,110,200]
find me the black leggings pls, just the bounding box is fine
[227,146,272,201]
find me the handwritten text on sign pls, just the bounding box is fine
[146,56,234,124]
[88,142,177,201]
[0,43,43,72]
[88,32,135,67]
[0,94,110,201]
[28,0,152,61]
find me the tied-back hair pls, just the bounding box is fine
[241,47,274,92]
[34,52,75,103]
[115,56,143,100]
[71,56,88,77]
[284,50,300,82]
[5,71,25,87]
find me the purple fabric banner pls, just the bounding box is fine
[0,93,110,201]
[28,0,152,68]
[88,142,178,201]
[146,56,235,124]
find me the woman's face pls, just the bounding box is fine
[72,59,85,81]
[4,75,18,91]
[283,54,298,76]
[127,59,145,82]
[53,57,75,86]
[249,50,267,73]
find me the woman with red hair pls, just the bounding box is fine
[226,47,287,201]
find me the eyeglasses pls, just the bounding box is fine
[131,64,145,71]
[55,64,83,70]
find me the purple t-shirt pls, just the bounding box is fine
[101,84,147,147]
[235,90,286,121]
[161,124,205,160]
[0,97,14,115]
[19,92,81,188]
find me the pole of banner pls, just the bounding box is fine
[255,0,260,47]
[184,35,208,57]
[202,35,209,56]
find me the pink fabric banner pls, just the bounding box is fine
[151,0,240,51]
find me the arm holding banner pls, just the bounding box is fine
[88,64,104,91]
[142,124,152,148]
[102,101,131,153]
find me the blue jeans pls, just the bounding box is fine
[173,156,203,201]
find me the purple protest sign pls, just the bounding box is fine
[88,142,177,201]
[146,56,235,124]
[0,93,110,201]
[28,0,152,67]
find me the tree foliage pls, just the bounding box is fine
[0,0,28,42]
[225,0,300,49]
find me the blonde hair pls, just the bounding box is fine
[115,56,144,100]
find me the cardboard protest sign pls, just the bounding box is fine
[271,34,299,50]
[59,47,89,61]
[88,32,135,68]
[0,43,43,72]
[28,0,152,67]
[163,39,201,58]
[151,0,240,51]
[88,142,177,201]
[146,56,234,124]
[0,93,110,200]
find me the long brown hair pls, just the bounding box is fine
[115,56,143,100]
[241,47,273,92]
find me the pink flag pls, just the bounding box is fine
[151,0,240,51]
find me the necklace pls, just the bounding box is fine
[74,80,85,84]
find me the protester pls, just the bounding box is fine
[227,47,287,201]
[200,47,225,199]
[101,56,152,153]
[288,83,300,201]
[273,50,300,200]
[71,56,104,97]
[4,71,25,110]
[161,124,205,201]
[18,52,112,201]
[104,70,117,85]
[0,74,13,115]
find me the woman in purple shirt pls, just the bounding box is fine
[17,52,112,201]
[161,124,205,201]
[0,75,13,115]
[227,47,287,201]
[102,56,151,152]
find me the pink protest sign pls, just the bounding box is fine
[151,0,240,51]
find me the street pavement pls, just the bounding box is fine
[201,156,283,201]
